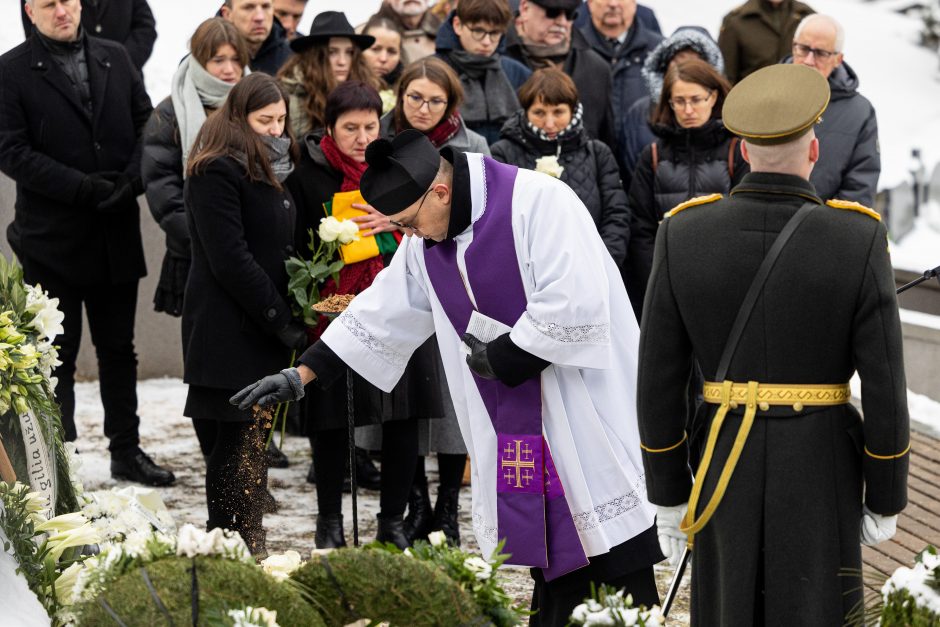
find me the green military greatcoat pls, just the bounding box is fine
[636,172,910,625]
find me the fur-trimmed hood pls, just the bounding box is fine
[641,26,724,104]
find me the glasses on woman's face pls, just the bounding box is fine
[404,92,448,113]
[668,90,714,111]
[792,42,838,61]
[466,26,505,42]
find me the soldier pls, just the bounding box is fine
[636,64,909,625]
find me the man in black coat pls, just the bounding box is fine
[220,0,292,75]
[504,0,614,146]
[0,0,175,486]
[637,64,908,625]
[20,0,157,71]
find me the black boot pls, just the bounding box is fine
[306,460,316,484]
[403,476,434,544]
[432,487,461,547]
[265,439,289,469]
[354,447,381,490]
[376,513,410,550]
[315,513,346,549]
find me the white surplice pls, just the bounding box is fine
[321,154,655,560]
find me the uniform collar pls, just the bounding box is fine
[730,171,822,204]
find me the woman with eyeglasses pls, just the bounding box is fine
[278,11,383,138]
[284,81,444,550]
[624,58,747,321]
[434,0,532,144]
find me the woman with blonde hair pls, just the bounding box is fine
[278,11,382,137]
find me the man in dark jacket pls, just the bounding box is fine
[578,0,661,176]
[503,0,614,145]
[20,0,157,71]
[1,0,175,486]
[789,14,879,206]
[718,0,815,84]
[221,0,292,75]
[273,0,308,39]
[638,64,908,625]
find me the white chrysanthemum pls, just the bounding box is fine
[228,606,280,627]
[463,556,493,581]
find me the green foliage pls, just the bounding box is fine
[284,229,344,326]
[291,548,488,626]
[881,588,940,627]
[879,545,940,627]
[76,556,325,626]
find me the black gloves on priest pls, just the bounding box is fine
[461,333,550,387]
[230,368,305,410]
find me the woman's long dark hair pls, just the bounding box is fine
[186,73,299,189]
[651,58,731,127]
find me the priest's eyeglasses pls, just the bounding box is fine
[389,188,431,237]
[792,42,838,60]
[405,92,449,113]
[668,90,714,110]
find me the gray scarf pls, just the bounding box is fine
[171,54,244,174]
[447,50,519,126]
[261,135,295,182]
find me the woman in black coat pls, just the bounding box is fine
[285,81,443,550]
[491,69,630,266]
[182,73,303,555]
[624,58,748,321]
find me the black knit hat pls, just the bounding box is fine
[361,130,442,215]
[289,11,375,53]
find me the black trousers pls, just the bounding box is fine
[530,565,659,627]
[22,260,140,455]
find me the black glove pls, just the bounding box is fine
[275,321,308,351]
[97,173,139,213]
[77,174,116,208]
[462,333,498,380]
[230,368,305,411]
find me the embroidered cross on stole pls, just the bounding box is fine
[424,156,589,581]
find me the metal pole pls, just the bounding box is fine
[896,264,940,295]
[663,547,691,617]
[346,368,359,547]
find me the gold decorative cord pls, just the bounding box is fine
[640,433,687,454]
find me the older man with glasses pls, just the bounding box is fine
[502,0,615,145]
[787,14,880,207]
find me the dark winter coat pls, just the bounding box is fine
[718,0,815,84]
[285,135,444,430]
[21,0,157,71]
[251,18,293,76]
[577,20,662,176]
[624,119,748,319]
[502,26,614,146]
[182,156,295,390]
[637,172,908,625]
[141,96,191,316]
[0,35,151,286]
[619,26,725,182]
[490,111,629,266]
[799,60,879,206]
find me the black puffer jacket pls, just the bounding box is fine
[141,96,189,316]
[491,110,629,266]
[624,119,748,319]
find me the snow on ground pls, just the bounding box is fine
[891,210,940,272]
[849,371,940,437]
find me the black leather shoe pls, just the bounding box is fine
[111,449,176,486]
[354,447,381,490]
[265,440,289,468]
[315,513,346,549]
[403,476,434,543]
[261,488,278,514]
[376,513,410,550]
[433,487,461,547]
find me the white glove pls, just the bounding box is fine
[656,503,688,567]
[860,505,898,546]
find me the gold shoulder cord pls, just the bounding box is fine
[864,444,911,460]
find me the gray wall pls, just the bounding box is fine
[0,173,183,379]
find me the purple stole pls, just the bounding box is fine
[424,157,589,581]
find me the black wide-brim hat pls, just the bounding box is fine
[289,11,375,53]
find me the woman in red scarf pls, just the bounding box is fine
[285,81,444,550]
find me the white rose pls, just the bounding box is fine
[463,556,492,580]
[428,530,447,547]
[261,550,303,581]
[534,155,564,178]
[318,216,345,242]
[336,219,360,245]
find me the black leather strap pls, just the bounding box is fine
[714,202,818,382]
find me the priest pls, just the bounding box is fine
[232,130,663,623]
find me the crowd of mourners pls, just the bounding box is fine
[0,0,882,562]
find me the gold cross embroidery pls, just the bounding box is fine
[501,440,536,488]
